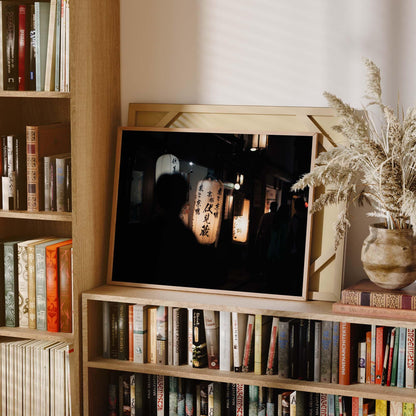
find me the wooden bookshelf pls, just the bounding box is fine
[0,0,121,415]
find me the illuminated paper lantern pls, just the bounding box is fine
[192,178,224,245]
[233,198,250,243]
[155,154,180,182]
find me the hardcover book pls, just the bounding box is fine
[2,3,18,90]
[241,314,254,372]
[231,312,247,372]
[172,307,187,366]
[132,304,148,364]
[340,279,416,310]
[277,318,292,378]
[254,314,272,375]
[34,1,50,91]
[338,322,359,385]
[266,316,279,375]
[219,310,232,371]
[405,328,415,388]
[156,306,167,365]
[147,306,158,364]
[4,240,20,327]
[58,243,72,332]
[320,320,333,383]
[192,309,208,368]
[26,122,70,211]
[45,238,71,332]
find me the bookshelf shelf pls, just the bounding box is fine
[85,359,416,403]
[0,326,74,342]
[0,91,70,98]
[0,210,72,221]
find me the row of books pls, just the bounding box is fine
[0,122,71,212]
[108,373,416,416]
[0,0,70,92]
[1,236,72,332]
[102,302,416,388]
[0,338,72,416]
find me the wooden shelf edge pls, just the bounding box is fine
[0,90,70,99]
[0,327,74,342]
[0,210,72,222]
[85,359,416,403]
[82,285,416,326]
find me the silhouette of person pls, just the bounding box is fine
[256,201,278,264]
[139,173,213,287]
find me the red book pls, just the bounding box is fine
[375,326,385,385]
[351,396,359,416]
[46,239,71,332]
[18,5,26,91]
[58,243,72,332]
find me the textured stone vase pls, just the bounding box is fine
[361,223,416,290]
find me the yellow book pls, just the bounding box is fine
[403,402,414,416]
[375,399,388,416]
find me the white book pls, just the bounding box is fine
[44,0,57,91]
[187,307,193,366]
[0,2,3,90]
[168,306,173,365]
[231,312,247,372]
[405,328,415,388]
[2,177,9,210]
[219,310,232,371]
[34,2,50,91]
[357,341,366,383]
[133,304,148,364]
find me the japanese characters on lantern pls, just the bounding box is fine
[192,178,224,245]
[155,153,180,182]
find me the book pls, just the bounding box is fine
[266,316,279,375]
[58,243,72,332]
[338,322,358,385]
[102,301,110,358]
[132,304,148,364]
[146,306,157,364]
[331,321,339,384]
[370,324,376,384]
[231,312,247,372]
[357,341,366,383]
[381,328,391,386]
[44,0,57,91]
[55,153,71,211]
[0,242,4,326]
[0,3,3,91]
[375,326,385,385]
[277,318,291,378]
[17,238,45,328]
[332,302,416,320]
[44,152,70,211]
[397,326,406,388]
[54,0,61,91]
[365,330,372,383]
[26,122,70,211]
[156,305,167,365]
[45,238,71,332]
[203,309,219,369]
[314,320,321,382]
[35,237,67,330]
[390,327,400,387]
[172,307,187,366]
[403,403,414,415]
[17,4,27,91]
[118,302,128,360]
[34,1,50,91]
[28,3,35,90]
[386,327,395,386]
[4,240,20,327]
[192,309,207,368]
[289,319,299,379]
[241,314,254,372]
[340,279,416,310]
[2,3,18,90]
[219,310,232,371]
[248,384,258,415]
[320,320,333,382]
[389,401,402,416]
[405,328,415,388]
[375,400,388,416]
[254,314,272,375]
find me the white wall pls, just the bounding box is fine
[120,0,416,286]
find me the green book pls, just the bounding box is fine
[4,241,21,327]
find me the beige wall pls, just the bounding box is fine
[120,0,416,286]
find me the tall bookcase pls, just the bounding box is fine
[0,1,121,415]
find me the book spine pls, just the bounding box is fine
[386,327,395,386]
[187,307,193,366]
[55,156,66,211]
[4,243,18,327]
[403,402,415,416]
[54,0,61,91]
[44,156,51,210]
[7,135,15,209]
[26,126,39,211]
[147,306,157,364]
[405,328,415,388]
[390,326,400,387]
[14,135,26,211]
[35,244,48,330]
[203,310,219,369]
[27,245,37,329]
[17,242,29,328]
[102,301,110,358]
[314,321,321,382]
[4,3,18,90]
[46,245,60,331]
[219,311,231,371]
[357,341,366,384]
[397,326,406,388]
[320,320,332,382]
[375,326,384,384]
[133,304,147,364]
[192,309,207,368]
[266,316,279,375]
[331,321,339,384]
[18,5,26,90]
[156,306,167,365]
[338,322,351,385]
[242,314,254,372]
[58,243,72,332]
[370,324,376,383]
[118,302,129,360]
[28,4,36,90]
[278,320,290,378]
[365,330,371,384]
[289,319,299,379]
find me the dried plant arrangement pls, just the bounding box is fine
[292,59,416,248]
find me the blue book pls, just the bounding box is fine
[320,320,333,382]
[397,327,406,387]
[327,394,335,416]
[277,318,291,378]
[331,321,340,383]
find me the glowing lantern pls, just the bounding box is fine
[233,198,250,243]
[192,178,224,245]
[155,154,180,182]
